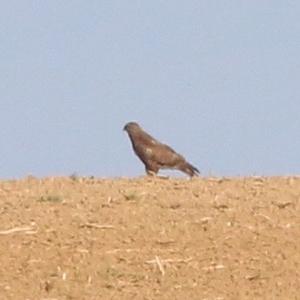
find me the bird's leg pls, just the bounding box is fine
[146,169,157,177]
[145,162,159,177]
[146,168,170,180]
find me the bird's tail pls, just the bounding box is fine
[179,162,200,177]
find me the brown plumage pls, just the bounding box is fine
[123,122,200,177]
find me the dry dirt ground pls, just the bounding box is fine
[0,176,299,300]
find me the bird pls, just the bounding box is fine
[123,122,200,177]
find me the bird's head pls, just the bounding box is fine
[123,122,141,133]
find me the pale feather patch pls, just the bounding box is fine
[145,148,153,156]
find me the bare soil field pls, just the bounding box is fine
[0,176,299,300]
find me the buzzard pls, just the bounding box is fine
[123,122,200,177]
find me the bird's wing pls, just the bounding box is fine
[129,129,185,168]
[150,143,185,167]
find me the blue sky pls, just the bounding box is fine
[1,1,299,178]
